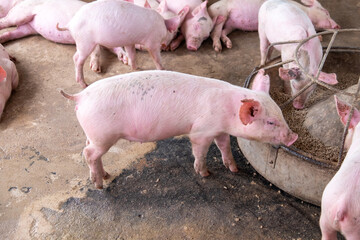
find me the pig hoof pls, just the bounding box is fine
[80,82,88,89]
[95,184,103,189]
[199,170,210,177]
[91,64,101,73]
[229,165,239,173]
[103,172,110,180]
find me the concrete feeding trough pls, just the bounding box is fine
[237,29,360,206]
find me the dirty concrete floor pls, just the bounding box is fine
[0,0,359,239]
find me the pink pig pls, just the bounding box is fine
[0,44,18,120]
[258,0,338,109]
[59,0,181,88]
[60,69,298,189]
[208,0,339,52]
[164,0,217,51]
[320,96,360,240]
[0,0,102,73]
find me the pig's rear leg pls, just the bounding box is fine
[83,143,110,189]
[220,26,234,50]
[73,44,96,88]
[258,28,271,66]
[190,136,213,177]
[211,16,226,52]
[0,24,37,43]
[147,46,164,70]
[214,134,238,173]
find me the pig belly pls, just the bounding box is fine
[225,9,259,31]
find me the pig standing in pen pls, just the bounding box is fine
[0,44,18,120]
[61,70,298,189]
[58,0,182,88]
[208,0,339,52]
[258,0,338,109]
[0,0,102,73]
[320,96,360,240]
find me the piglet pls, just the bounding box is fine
[58,0,181,88]
[165,0,217,51]
[0,44,18,120]
[320,96,360,240]
[258,0,338,109]
[0,0,102,73]
[60,69,297,189]
[208,0,339,53]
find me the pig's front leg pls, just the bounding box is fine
[190,136,213,177]
[83,142,110,189]
[214,134,238,173]
[0,24,37,43]
[210,15,226,52]
[319,216,338,240]
[89,45,102,73]
[124,45,137,70]
[170,33,185,51]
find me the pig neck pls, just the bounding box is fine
[338,124,360,173]
[290,1,315,24]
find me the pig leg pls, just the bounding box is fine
[220,26,235,50]
[89,45,102,73]
[170,33,185,51]
[110,47,128,65]
[0,9,34,30]
[147,46,164,70]
[0,24,37,43]
[319,216,338,240]
[190,136,213,177]
[258,26,270,66]
[214,134,238,173]
[73,43,97,88]
[83,142,110,189]
[124,45,137,70]
[211,16,226,52]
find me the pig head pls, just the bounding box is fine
[319,96,360,240]
[181,1,216,51]
[296,0,340,29]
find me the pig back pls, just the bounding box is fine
[69,0,168,48]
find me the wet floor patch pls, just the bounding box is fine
[32,137,321,239]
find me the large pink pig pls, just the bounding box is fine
[59,0,181,88]
[164,0,217,51]
[60,69,298,189]
[320,96,360,240]
[0,44,18,120]
[208,0,339,52]
[0,0,102,73]
[258,0,337,109]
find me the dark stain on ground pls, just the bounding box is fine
[40,137,327,239]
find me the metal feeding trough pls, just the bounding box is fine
[237,28,360,206]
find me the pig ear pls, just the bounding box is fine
[300,0,315,7]
[191,0,208,16]
[251,69,270,94]
[279,67,301,81]
[0,66,7,83]
[334,96,360,129]
[164,15,181,33]
[239,99,261,125]
[157,0,167,12]
[178,5,190,23]
[144,0,151,9]
[318,72,338,85]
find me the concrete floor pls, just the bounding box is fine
[0,0,359,239]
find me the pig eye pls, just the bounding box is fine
[267,120,275,125]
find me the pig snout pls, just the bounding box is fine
[292,99,305,110]
[282,131,298,147]
[186,38,201,51]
